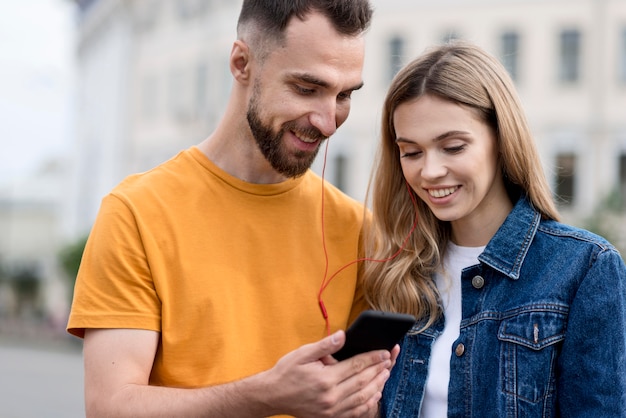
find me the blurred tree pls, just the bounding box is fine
[581,189,625,261]
[0,258,6,282]
[10,266,42,318]
[58,234,89,300]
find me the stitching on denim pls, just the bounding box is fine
[461,303,569,328]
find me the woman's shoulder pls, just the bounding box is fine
[537,218,616,253]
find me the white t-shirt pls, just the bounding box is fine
[419,242,484,417]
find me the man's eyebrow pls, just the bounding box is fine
[291,72,364,92]
[395,130,470,144]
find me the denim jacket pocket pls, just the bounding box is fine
[497,308,567,405]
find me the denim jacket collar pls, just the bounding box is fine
[478,195,540,281]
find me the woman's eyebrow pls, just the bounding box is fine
[395,130,470,144]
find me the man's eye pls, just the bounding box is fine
[295,85,315,95]
[337,91,353,101]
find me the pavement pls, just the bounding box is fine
[0,319,85,418]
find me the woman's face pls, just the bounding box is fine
[394,94,511,245]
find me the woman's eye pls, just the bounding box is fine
[445,145,466,154]
[400,150,421,158]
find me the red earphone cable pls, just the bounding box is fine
[317,141,419,335]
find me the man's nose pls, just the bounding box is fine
[309,99,338,138]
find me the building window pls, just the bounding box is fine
[169,68,192,121]
[388,36,405,82]
[334,154,347,192]
[141,75,158,120]
[169,69,184,117]
[500,31,519,82]
[620,28,626,84]
[132,0,161,32]
[176,0,209,20]
[555,153,577,206]
[559,29,581,83]
[441,30,461,44]
[619,154,626,207]
[196,62,207,116]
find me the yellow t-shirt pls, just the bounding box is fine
[68,146,367,390]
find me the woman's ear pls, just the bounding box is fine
[230,40,252,83]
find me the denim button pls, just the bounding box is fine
[455,343,465,357]
[472,275,485,289]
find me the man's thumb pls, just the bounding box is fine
[302,330,345,362]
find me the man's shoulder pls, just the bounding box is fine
[112,148,198,197]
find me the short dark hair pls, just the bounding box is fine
[237,0,373,40]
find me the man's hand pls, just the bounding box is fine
[256,330,394,418]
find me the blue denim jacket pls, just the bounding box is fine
[381,196,626,417]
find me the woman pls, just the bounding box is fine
[363,41,626,417]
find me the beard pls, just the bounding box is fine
[246,86,326,178]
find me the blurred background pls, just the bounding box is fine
[1,0,625,416]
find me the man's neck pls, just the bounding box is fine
[197,129,289,185]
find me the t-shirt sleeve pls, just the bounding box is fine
[67,193,161,338]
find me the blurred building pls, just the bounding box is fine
[0,160,70,326]
[364,0,626,229]
[69,0,626,249]
[69,0,240,236]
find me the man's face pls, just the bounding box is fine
[245,12,365,178]
[247,83,326,178]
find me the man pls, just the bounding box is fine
[67,1,396,417]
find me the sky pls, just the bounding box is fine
[0,0,76,183]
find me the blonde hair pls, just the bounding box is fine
[362,41,559,327]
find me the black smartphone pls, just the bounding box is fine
[333,310,416,361]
